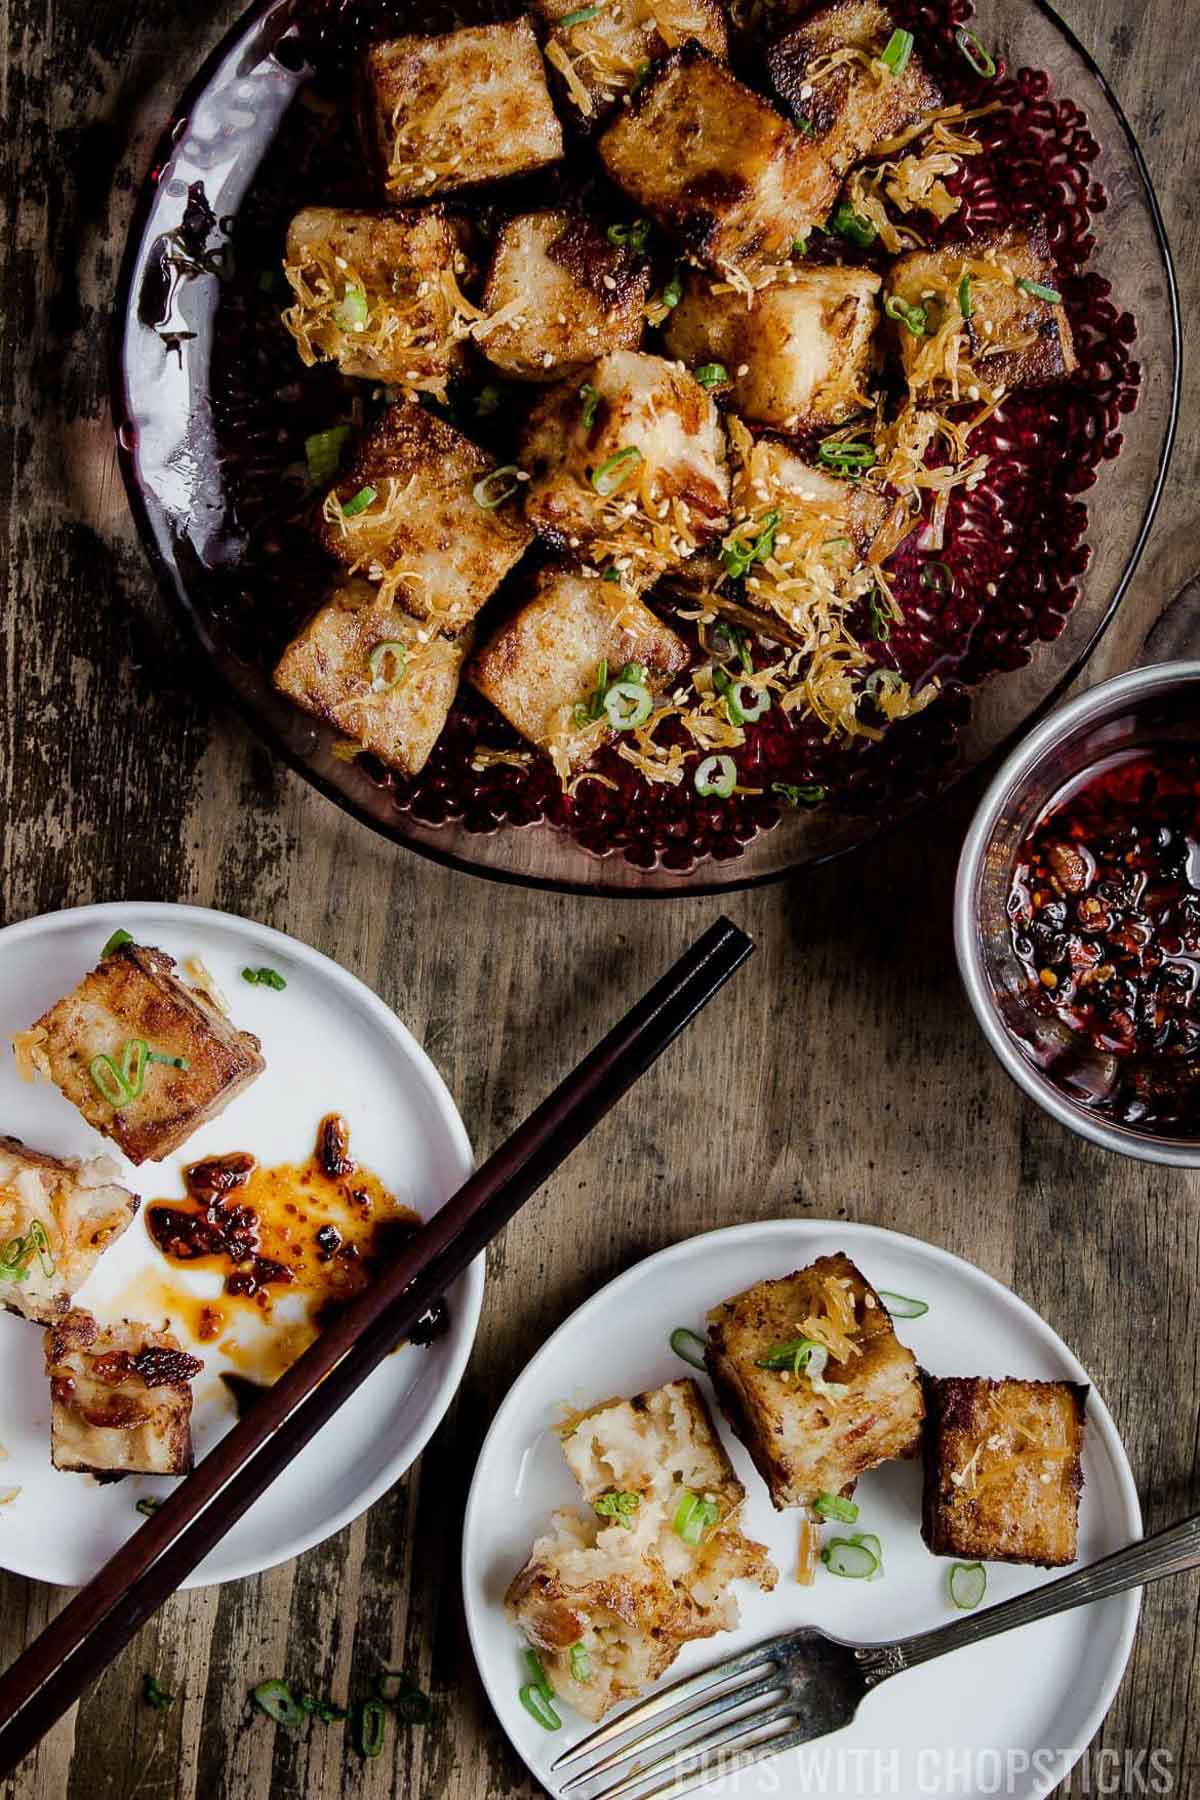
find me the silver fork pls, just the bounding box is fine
[551,1512,1200,1800]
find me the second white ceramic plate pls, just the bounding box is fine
[0,902,480,1585]
[463,1221,1140,1800]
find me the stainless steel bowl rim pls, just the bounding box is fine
[955,659,1200,1168]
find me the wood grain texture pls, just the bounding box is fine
[1,0,1199,1791]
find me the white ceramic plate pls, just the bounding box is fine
[463,1221,1141,1800]
[0,901,479,1586]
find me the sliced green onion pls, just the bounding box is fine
[299,1693,349,1723]
[573,657,610,727]
[958,273,972,320]
[732,681,770,722]
[884,293,928,337]
[241,966,287,990]
[524,1649,554,1701]
[949,1561,987,1609]
[606,218,651,254]
[591,446,642,495]
[694,362,728,389]
[602,565,621,582]
[631,58,651,91]
[813,1492,859,1523]
[147,1051,190,1070]
[792,235,808,257]
[772,781,827,808]
[877,26,913,75]
[358,1697,387,1758]
[755,1335,821,1375]
[369,639,408,692]
[519,1683,561,1730]
[0,1235,32,1284]
[712,665,743,725]
[955,26,997,77]
[822,1538,879,1579]
[877,1289,929,1318]
[1016,276,1062,305]
[868,592,892,643]
[795,112,816,136]
[920,561,952,594]
[670,1326,708,1370]
[816,437,876,475]
[305,426,352,486]
[101,928,132,958]
[579,382,600,429]
[695,754,736,798]
[476,383,503,417]
[136,1497,161,1517]
[473,464,521,509]
[88,1052,137,1108]
[673,1490,720,1546]
[660,266,683,311]
[333,282,368,331]
[27,1220,55,1279]
[569,1643,591,1683]
[849,1530,884,1578]
[603,680,653,731]
[144,1673,175,1711]
[710,621,753,673]
[823,535,850,551]
[120,1037,149,1098]
[593,1490,640,1526]
[340,485,377,519]
[559,3,600,24]
[722,508,781,579]
[829,202,877,249]
[252,1678,306,1728]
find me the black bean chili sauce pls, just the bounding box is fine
[1009,751,1200,1133]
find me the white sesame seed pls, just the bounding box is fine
[736,363,749,376]
[603,275,617,290]
[986,581,998,596]
[542,352,555,367]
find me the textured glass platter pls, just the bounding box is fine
[114,0,1179,893]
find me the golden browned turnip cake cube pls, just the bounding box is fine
[470,565,690,779]
[667,422,889,644]
[281,205,472,393]
[884,224,1077,400]
[663,264,880,429]
[765,0,942,182]
[273,579,467,777]
[0,1137,138,1324]
[537,0,728,124]
[598,46,828,273]
[506,1378,776,1721]
[921,1375,1086,1568]
[360,19,564,202]
[477,211,649,382]
[705,1252,924,1509]
[20,942,265,1166]
[45,1309,203,1479]
[316,399,533,632]
[520,349,729,578]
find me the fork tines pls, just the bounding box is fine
[552,1631,805,1800]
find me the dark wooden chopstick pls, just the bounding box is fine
[0,915,753,1774]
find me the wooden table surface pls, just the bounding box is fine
[2,0,1198,1791]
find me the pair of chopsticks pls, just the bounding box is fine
[0,916,753,1775]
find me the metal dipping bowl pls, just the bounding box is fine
[955,661,1200,1167]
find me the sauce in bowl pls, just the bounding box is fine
[1008,748,1200,1134]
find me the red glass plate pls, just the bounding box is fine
[112,0,1179,894]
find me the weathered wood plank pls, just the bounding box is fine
[1,0,1198,1789]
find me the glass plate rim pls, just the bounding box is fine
[109,0,1182,900]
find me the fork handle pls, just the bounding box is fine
[863,1513,1200,1681]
